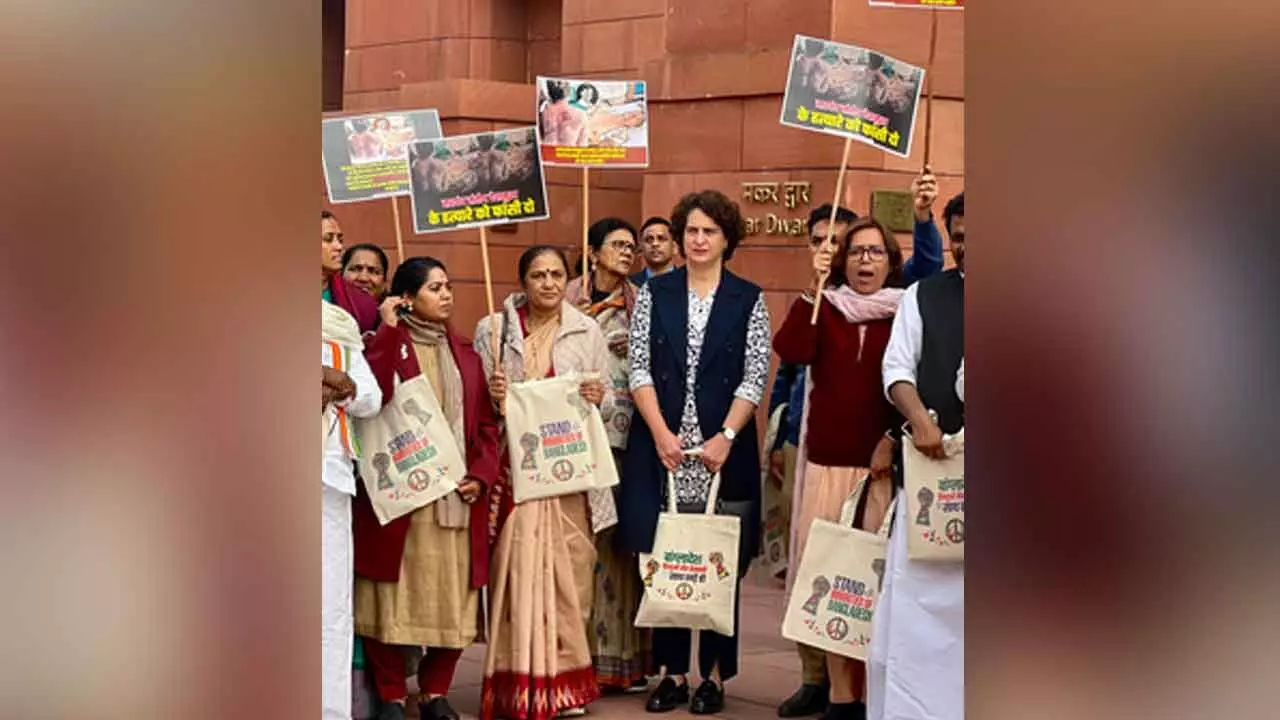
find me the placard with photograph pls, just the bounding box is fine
[779,36,926,159]
[322,109,443,203]
[407,126,550,233]
[535,76,649,167]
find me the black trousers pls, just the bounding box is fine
[650,579,743,681]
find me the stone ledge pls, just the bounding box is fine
[642,49,790,101]
[643,49,962,103]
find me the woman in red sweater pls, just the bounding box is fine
[355,257,502,720]
[772,217,905,720]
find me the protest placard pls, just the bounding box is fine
[406,126,549,234]
[780,36,925,159]
[535,76,649,167]
[322,109,443,203]
[870,0,963,8]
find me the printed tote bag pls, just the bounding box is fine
[635,456,742,636]
[760,404,790,578]
[353,375,464,525]
[781,478,897,660]
[504,372,619,503]
[903,424,965,562]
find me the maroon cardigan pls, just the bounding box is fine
[772,298,898,468]
[354,322,502,589]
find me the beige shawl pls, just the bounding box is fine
[401,314,470,529]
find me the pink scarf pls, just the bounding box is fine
[821,285,903,323]
[784,284,903,591]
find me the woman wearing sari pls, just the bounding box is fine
[565,218,651,694]
[772,217,913,720]
[475,246,619,720]
[354,257,502,720]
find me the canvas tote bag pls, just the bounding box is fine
[903,419,966,562]
[503,372,620,503]
[760,404,790,578]
[352,375,464,525]
[781,478,897,660]
[635,454,742,636]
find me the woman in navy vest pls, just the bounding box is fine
[620,189,772,715]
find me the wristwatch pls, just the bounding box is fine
[722,427,738,442]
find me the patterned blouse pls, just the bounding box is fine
[629,282,772,505]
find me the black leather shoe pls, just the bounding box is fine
[778,683,829,717]
[419,696,460,720]
[646,676,690,713]
[690,680,725,715]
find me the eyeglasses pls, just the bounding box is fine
[849,245,887,260]
[606,239,636,253]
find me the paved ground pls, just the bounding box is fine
[395,571,800,719]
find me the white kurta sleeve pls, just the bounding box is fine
[955,358,964,403]
[882,282,923,401]
[337,346,381,419]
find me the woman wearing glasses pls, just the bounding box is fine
[771,217,920,720]
[565,217,651,695]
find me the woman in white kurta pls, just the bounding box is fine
[323,301,383,720]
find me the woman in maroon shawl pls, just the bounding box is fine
[323,210,380,335]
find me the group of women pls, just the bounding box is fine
[323,182,951,720]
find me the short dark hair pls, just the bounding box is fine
[574,83,599,104]
[942,191,964,236]
[547,81,567,103]
[321,210,336,221]
[581,217,637,274]
[828,217,904,289]
[341,243,389,275]
[640,216,671,233]
[588,217,637,252]
[670,190,746,262]
[807,204,857,235]
[517,245,570,283]
[390,256,447,298]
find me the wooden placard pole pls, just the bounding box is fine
[390,195,406,267]
[923,9,939,168]
[809,136,854,325]
[478,225,499,361]
[581,166,591,298]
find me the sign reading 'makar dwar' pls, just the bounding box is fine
[741,181,812,237]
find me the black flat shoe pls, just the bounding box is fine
[376,701,405,720]
[778,683,829,717]
[821,701,867,720]
[646,676,689,713]
[419,696,460,720]
[689,680,725,715]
